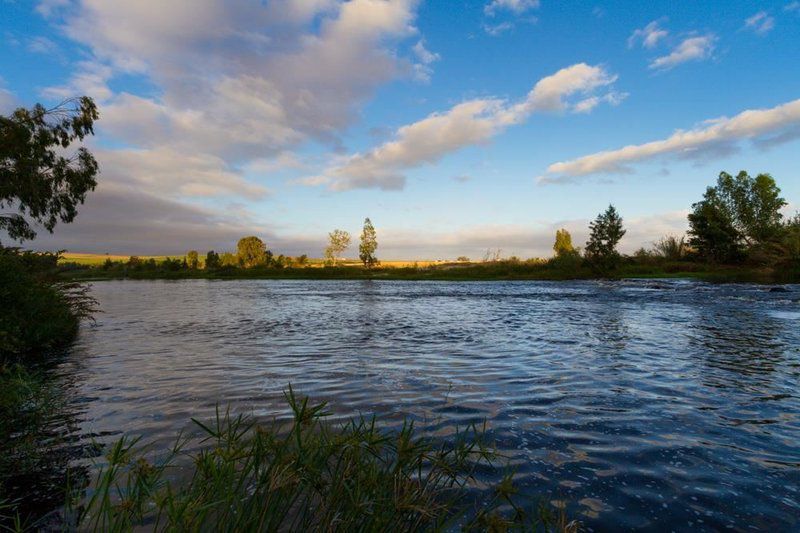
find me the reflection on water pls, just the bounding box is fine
[51,279,800,530]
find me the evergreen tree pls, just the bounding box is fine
[585,205,626,273]
[359,218,378,268]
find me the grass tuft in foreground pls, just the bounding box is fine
[62,387,577,532]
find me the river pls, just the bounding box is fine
[43,279,800,530]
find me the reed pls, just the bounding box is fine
[63,387,577,532]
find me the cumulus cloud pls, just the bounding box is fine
[649,34,715,70]
[628,20,669,49]
[744,11,775,35]
[308,63,622,191]
[484,0,539,16]
[539,98,800,182]
[32,0,424,211]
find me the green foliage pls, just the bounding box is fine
[186,250,199,269]
[205,250,220,270]
[652,235,687,260]
[296,254,308,266]
[585,205,626,273]
[0,248,93,356]
[67,389,576,532]
[237,236,268,268]
[688,171,787,262]
[358,217,378,268]
[0,97,99,242]
[219,252,238,267]
[324,229,351,266]
[553,228,576,258]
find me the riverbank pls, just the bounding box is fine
[59,258,799,284]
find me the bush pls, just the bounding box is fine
[0,249,87,356]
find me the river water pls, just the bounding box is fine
[49,279,800,530]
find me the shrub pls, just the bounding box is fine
[0,249,92,356]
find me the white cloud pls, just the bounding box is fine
[96,148,270,199]
[744,11,775,35]
[309,63,621,191]
[628,20,669,49]
[787,1,800,12]
[539,98,800,182]
[483,22,515,36]
[484,0,539,16]
[411,39,440,82]
[649,34,715,70]
[27,36,60,55]
[42,61,113,102]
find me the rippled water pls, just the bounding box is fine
[52,279,800,530]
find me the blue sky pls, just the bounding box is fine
[2,0,799,258]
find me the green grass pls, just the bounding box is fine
[49,388,577,532]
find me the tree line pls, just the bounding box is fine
[550,170,799,274]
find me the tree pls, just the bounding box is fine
[186,250,199,269]
[1,97,99,241]
[205,250,220,269]
[237,236,267,268]
[553,228,576,257]
[219,252,238,267]
[358,218,378,268]
[688,171,786,262]
[585,205,626,272]
[296,254,308,266]
[324,229,351,266]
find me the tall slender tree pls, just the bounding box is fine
[359,218,378,268]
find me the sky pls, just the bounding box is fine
[2,0,799,259]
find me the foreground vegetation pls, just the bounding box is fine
[5,389,576,532]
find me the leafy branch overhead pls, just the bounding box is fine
[0,97,99,241]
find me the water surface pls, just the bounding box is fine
[56,279,800,530]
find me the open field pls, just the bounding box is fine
[60,253,179,265]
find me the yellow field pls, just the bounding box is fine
[60,253,180,265]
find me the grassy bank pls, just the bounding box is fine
[59,256,799,284]
[54,389,574,532]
